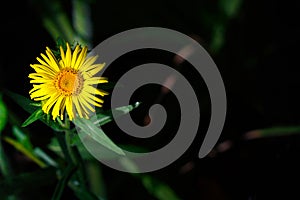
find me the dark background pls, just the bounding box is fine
[1,0,300,199]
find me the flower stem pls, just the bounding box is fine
[53,118,88,200]
[64,119,88,192]
[52,163,77,200]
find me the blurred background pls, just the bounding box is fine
[1,0,300,199]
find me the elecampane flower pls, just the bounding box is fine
[29,43,108,120]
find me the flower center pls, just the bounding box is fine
[55,69,83,96]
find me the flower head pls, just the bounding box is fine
[29,42,108,120]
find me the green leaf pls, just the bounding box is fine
[56,37,67,49]
[51,164,77,200]
[262,126,300,137]
[72,0,93,47]
[210,22,225,54]
[141,175,181,200]
[21,108,44,127]
[48,136,96,161]
[244,126,300,140]
[51,37,67,58]
[0,95,11,177]
[12,126,33,151]
[73,117,125,156]
[41,115,66,132]
[68,103,141,159]
[5,90,65,132]
[0,95,8,132]
[34,147,58,167]
[94,102,141,126]
[69,180,103,200]
[118,157,181,200]
[3,137,47,168]
[30,102,42,107]
[47,137,64,158]
[219,0,243,18]
[39,0,75,43]
[4,90,37,114]
[0,138,12,179]
[22,108,64,132]
[85,161,107,199]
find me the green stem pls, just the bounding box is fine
[86,160,107,198]
[64,119,88,193]
[52,163,77,200]
[52,118,88,200]
[64,128,76,164]
[0,140,18,200]
[56,117,67,129]
[0,141,11,177]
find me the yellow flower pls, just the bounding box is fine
[29,42,108,121]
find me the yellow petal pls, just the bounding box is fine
[65,43,72,67]
[60,46,65,61]
[36,57,51,68]
[40,53,56,71]
[59,98,66,120]
[34,95,51,101]
[66,96,74,120]
[52,96,64,120]
[83,90,104,104]
[74,47,87,70]
[42,93,60,114]
[85,85,109,96]
[30,64,56,76]
[73,96,83,118]
[84,77,108,85]
[78,95,95,112]
[83,64,105,78]
[45,48,60,71]
[71,45,81,67]
[81,55,98,70]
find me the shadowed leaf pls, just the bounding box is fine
[73,118,125,156]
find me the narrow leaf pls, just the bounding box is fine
[0,95,8,132]
[21,108,44,127]
[12,126,33,151]
[34,147,58,167]
[141,175,181,200]
[68,179,103,200]
[244,126,300,140]
[72,0,93,47]
[3,137,47,168]
[0,140,12,178]
[4,90,36,114]
[219,0,243,18]
[41,115,66,132]
[5,90,65,132]
[118,157,181,200]
[47,137,64,158]
[39,0,75,43]
[94,102,141,126]
[73,118,125,156]
[51,164,77,200]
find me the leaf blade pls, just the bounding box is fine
[21,108,44,127]
[0,95,8,132]
[73,118,125,156]
[3,137,47,168]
